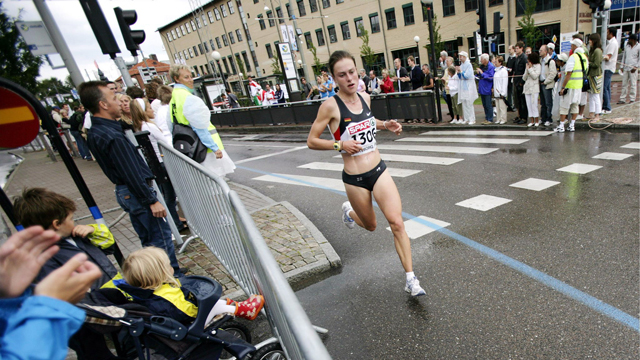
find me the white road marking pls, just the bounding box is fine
[456,194,512,211]
[235,146,308,164]
[556,163,603,174]
[226,144,297,148]
[298,162,421,177]
[419,130,554,136]
[397,137,529,145]
[621,142,640,149]
[333,153,464,165]
[253,174,345,192]
[377,144,498,155]
[386,216,450,240]
[592,152,634,161]
[509,178,560,191]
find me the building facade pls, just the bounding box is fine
[158,0,640,88]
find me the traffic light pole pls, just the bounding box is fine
[114,56,135,88]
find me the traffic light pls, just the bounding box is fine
[476,0,487,39]
[80,0,121,58]
[114,7,146,57]
[493,12,503,35]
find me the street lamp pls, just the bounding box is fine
[211,51,227,91]
[413,35,420,64]
[420,0,442,123]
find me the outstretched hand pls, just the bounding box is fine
[0,226,60,299]
[385,120,402,135]
[35,253,101,304]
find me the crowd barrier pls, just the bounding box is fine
[159,142,331,360]
[210,90,437,127]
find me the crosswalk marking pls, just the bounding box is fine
[621,142,640,149]
[253,174,345,192]
[397,137,529,145]
[592,152,634,161]
[386,216,450,240]
[298,162,421,177]
[556,163,602,174]
[510,178,560,191]
[333,153,464,165]
[419,130,554,137]
[456,194,512,211]
[377,144,498,155]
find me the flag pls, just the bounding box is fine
[94,60,100,70]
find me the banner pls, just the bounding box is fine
[288,25,298,51]
[277,43,297,80]
[560,31,578,54]
[15,21,56,56]
[280,25,289,42]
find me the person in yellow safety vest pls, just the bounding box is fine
[168,65,236,177]
[555,39,589,133]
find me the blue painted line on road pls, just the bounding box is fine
[237,165,640,332]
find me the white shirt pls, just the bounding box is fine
[565,54,577,72]
[154,104,173,145]
[493,66,508,97]
[603,36,619,72]
[150,99,162,117]
[83,111,92,129]
[540,55,550,81]
[141,121,169,162]
[448,74,459,95]
[621,42,640,71]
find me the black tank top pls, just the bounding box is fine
[332,94,377,156]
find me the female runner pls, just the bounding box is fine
[307,51,425,296]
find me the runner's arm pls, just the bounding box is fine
[361,92,402,135]
[307,100,362,154]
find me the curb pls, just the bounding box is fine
[229,181,277,208]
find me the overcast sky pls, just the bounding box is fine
[3,0,187,84]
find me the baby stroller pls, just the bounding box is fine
[78,276,256,360]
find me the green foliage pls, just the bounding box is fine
[270,51,283,82]
[309,44,323,77]
[0,3,43,94]
[358,24,377,71]
[517,0,543,47]
[235,54,246,76]
[35,77,71,102]
[423,12,444,64]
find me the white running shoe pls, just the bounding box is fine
[405,276,426,296]
[543,121,552,127]
[499,120,507,124]
[450,120,458,124]
[554,125,565,133]
[602,110,612,114]
[567,125,575,132]
[458,120,467,125]
[467,121,476,125]
[576,115,583,120]
[342,201,355,229]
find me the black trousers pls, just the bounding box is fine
[515,82,528,119]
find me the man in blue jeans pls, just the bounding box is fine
[79,81,183,275]
[602,27,619,114]
[476,53,495,125]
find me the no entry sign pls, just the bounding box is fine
[0,86,40,149]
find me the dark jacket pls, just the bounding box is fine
[395,66,411,92]
[513,53,528,86]
[117,281,198,324]
[506,55,517,77]
[227,93,240,108]
[409,66,424,90]
[361,76,371,94]
[36,236,118,290]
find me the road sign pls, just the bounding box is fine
[0,87,40,149]
[278,43,297,80]
[15,21,57,56]
[552,35,558,44]
[71,89,79,99]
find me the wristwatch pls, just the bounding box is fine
[333,142,341,151]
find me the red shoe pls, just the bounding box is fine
[234,295,264,321]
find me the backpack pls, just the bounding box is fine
[577,53,590,92]
[171,103,208,163]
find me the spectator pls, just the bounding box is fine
[248,76,261,105]
[169,65,236,177]
[317,75,328,98]
[359,69,370,93]
[523,52,542,127]
[79,80,183,276]
[274,84,286,105]
[0,226,101,360]
[116,93,134,130]
[51,106,62,126]
[440,56,455,122]
[145,81,161,116]
[408,56,424,91]
[476,53,495,125]
[155,85,174,144]
[322,73,336,97]
[62,103,74,118]
[391,58,411,92]
[421,64,435,124]
[540,45,558,127]
[368,70,380,94]
[301,77,314,99]
[448,66,464,124]
[619,34,639,104]
[555,42,587,133]
[439,51,448,76]
[587,33,604,121]
[67,105,92,160]
[548,42,558,61]
[602,27,619,114]
[226,88,241,108]
[456,51,478,125]
[525,47,532,55]
[126,86,145,100]
[357,76,366,93]
[493,56,509,125]
[380,69,395,93]
[573,39,589,119]
[506,45,517,112]
[263,84,276,105]
[513,41,528,124]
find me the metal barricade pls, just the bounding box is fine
[159,142,331,360]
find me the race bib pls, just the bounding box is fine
[345,117,377,156]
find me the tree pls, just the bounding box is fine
[35,77,71,100]
[270,51,283,82]
[309,44,324,77]
[0,3,43,94]
[517,0,543,47]
[235,54,246,77]
[358,24,377,72]
[423,12,444,66]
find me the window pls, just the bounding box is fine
[172,29,177,39]
[336,0,344,3]
[191,20,196,31]
[286,4,292,19]
[186,22,192,33]
[229,32,235,44]
[210,39,216,50]
[341,22,350,40]
[196,17,202,28]
[189,48,195,57]
[322,0,330,9]
[214,8,221,20]
[354,17,364,37]
[442,0,455,17]
[203,42,209,52]
[402,4,415,26]
[304,32,313,48]
[222,34,229,46]
[360,53,385,74]
[266,43,273,58]
[202,14,208,26]
[267,11,275,27]
[258,14,266,29]
[516,23,559,50]
[222,58,230,74]
[465,0,477,12]
[315,29,325,46]
[228,1,235,14]
[198,44,204,54]
[242,51,252,71]
[183,50,188,59]
[228,56,237,74]
[167,32,172,41]
[309,0,318,13]
[208,11,214,23]
[216,37,222,48]
[297,0,306,17]
[236,29,243,42]
[221,4,228,17]
[181,25,186,36]
[276,7,284,24]
[193,46,198,56]
[488,0,503,6]
[385,9,396,29]
[254,0,259,3]
[369,13,380,33]
[328,25,337,43]
[515,0,561,16]
[174,53,178,61]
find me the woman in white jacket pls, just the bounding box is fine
[493,56,509,125]
[522,52,542,127]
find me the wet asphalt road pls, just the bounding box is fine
[222,128,639,359]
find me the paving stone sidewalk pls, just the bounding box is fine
[3,150,341,298]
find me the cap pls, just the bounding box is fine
[557,53,569,62]
[458,51,469,58]
[52,106,60,110]
[547,43,556,50]
[570,38,583,47]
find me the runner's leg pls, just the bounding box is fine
[344,183,376,231]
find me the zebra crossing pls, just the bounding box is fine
[250,132,637,239]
